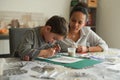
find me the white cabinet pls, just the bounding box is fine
[0,40,9,54]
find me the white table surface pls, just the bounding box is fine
[0,48,120,80]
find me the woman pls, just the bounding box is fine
[59,3,108,53]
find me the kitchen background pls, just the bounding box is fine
[0,0,120,54]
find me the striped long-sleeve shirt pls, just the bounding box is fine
[16,27,54,59]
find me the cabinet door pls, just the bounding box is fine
[0,40,9,54]
[86,8,97,32]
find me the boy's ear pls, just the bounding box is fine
[46,26,51,32]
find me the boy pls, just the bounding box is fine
[16,15,68,60]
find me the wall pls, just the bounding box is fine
[0,0,71,22]
[0,0,71,54]
[96,0,120,49]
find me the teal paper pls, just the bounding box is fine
[35,56,102,69]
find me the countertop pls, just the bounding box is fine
[0,34,9,40]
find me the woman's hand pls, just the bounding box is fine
[38,48,56,58]
[76,46,88,53]
[77,46,103,53]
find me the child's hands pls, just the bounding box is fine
[38,48,56,58]
[53,44,61,53]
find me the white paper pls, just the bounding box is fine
[21,62,42,70]
[106,63,120,72]
[48,56,83,63]
[0,58,6,75]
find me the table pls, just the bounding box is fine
[0,48,120,80]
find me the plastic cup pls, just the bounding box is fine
[68,47,76,57]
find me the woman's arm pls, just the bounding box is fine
[86,29,108,52]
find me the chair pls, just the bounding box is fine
[9,28,31,57]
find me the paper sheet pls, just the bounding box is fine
[106,63,120,72]
[48,56,83,63]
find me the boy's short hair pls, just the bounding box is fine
[45,15,68,37]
